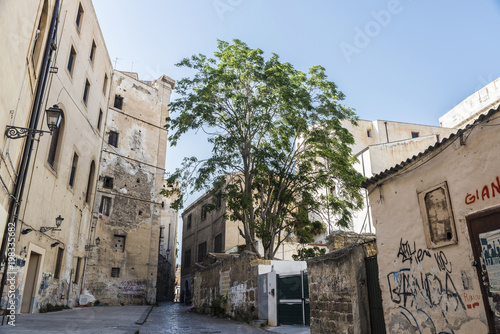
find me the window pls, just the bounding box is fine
[184,249,191,268]
[201,204,208,221]
[54,248,64,279]
[99,196,112,216]
[114,235,125,252]
[97,109,103,130]
[83,79,90,105]
[89,40,96,63]
[214,234,222,253]
[114,95,123,110]
[187,214,192,229]
[111,267,120,278]
[418,182,457,249]
[103,176,114,189]
[31,1,48,72]
[73,257,82,284]
[411,132,420,138]
[108,131,119,147]
[75,3,84,31]
[47,114,63,168]
[198,242,207,262]
[217,193,222,210]
[67,46,76,74]
[85,161,95,203]
[102,74,108,95]
[367,129,372,137]
[69,152,79,187]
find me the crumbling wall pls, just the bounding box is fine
[192,251,259,322]
[307,244,372,334]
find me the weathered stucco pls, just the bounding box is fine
[366,108,500,333]
[5,0,113,313]
[85,70,173,306]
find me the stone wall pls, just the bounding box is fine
[307,243,373,334]
[192,251,261,322]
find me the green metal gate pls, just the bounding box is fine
[277,270,310,326]
[365,256,386,334]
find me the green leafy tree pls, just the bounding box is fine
[292,246,327,261]
[164,39,364,259]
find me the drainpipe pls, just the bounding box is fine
[0,0,61,304]
[384,121,389,143]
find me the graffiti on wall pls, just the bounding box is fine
[38,272,52,295]
[464,176,500,205]
[388,238,475,333]
[118,280,146,292]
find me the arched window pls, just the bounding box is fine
[47,112,64,169]
[85,160,95,203]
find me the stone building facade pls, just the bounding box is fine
[84,70,174,305]
[364,106,500,333]
[0,0,176,314]
[312,119,457,238]
[180,191,232,304]
[157,182,178,301]
[307,243,375,334]
[1,0,114,313]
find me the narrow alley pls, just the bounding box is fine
[0,302,309,334]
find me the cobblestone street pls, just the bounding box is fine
[1,302,300,334]
[140,302,268,333]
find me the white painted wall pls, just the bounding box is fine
[440,77,500,128]
[367,111,500,333]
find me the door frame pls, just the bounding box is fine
[466,205,500,333]
[20,243,45,313]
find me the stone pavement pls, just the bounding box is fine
[139,302,267,333]
[0,304,149,333]
[0,302,311,333]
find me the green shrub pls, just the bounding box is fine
[209,295,228,317]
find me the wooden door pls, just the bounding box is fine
[21,252,41,313]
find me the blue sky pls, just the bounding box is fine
[93,0,500,208]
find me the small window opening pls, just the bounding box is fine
[111,267,120,277]
[114,95,123,110]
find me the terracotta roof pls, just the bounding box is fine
[361,106,500,188]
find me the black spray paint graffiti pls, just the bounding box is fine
[387,269,465,311]
[434,251,452,273]
[390,240,467,334]
[397,238,431,265]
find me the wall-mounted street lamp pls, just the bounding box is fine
[5,104,62,139]
[40,215,64,233]
[85,237,100,251]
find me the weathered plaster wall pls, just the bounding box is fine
[8,0,113,312]
[85,70,173,306]
[342,119,456,156]
[367,111,500,333]
[192,251,260,321]
[307,244,372,334]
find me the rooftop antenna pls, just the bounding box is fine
[113,57,120,69]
